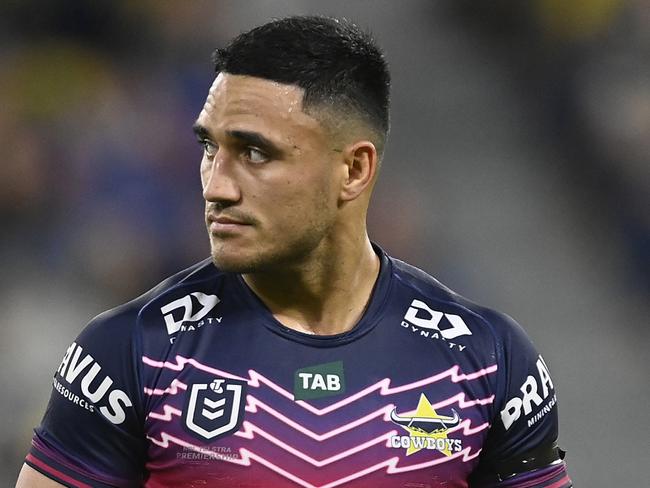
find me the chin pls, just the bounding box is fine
[209,240,273,273]
[209,233,322,274]
[208,237,252,272]
[210,251,257,274]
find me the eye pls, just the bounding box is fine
[244,147,269,164]
[200,140,218,159]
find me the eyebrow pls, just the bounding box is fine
[192,123,211,141]
[226,129,278,152]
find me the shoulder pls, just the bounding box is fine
[80,258,219,339]
[64,258,222,379]
[388,256,525,348]
[53,258,221,425]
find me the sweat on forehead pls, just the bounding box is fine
[206,74,304,113]
[196,73,331,153]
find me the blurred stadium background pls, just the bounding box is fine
[1,0,648,485]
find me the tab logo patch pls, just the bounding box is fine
[294,361,345,401]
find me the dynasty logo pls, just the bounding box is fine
[160,292,221,343]
[389,393,463,456]
[401,299,471,352]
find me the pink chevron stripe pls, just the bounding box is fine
[247,392,493,440]
[145,415,488,475]
[446,418,490,436]
[232,417,488,467]
[147,400,488,457]
[146,430,482,488]
[246,398,394,441]
[147,405,182,421]
[142,355,247,381]
[144,390,492,443]
[235,421,399,467]
[420,392,494,412]
[142,355,497,415]
[143,378,188,396]
[145,391,493,434]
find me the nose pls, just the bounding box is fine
[201,153,241,205]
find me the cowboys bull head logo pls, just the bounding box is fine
[390,407,460,434]
[183,377,247,441]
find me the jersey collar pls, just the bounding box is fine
[233,243,393,347]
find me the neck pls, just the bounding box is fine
[242,234,380,335]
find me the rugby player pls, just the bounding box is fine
[16,16,572,487]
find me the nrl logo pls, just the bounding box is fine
[183,377,247,441]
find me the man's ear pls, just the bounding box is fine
[339,140,378,202]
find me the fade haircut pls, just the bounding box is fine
[212,15,391,155]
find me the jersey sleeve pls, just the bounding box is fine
[25,306,146,488]
[469,311,572,488]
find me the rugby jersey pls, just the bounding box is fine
[27,246,572,487]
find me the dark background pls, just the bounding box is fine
[1,1,648,485]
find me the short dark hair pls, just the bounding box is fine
[212,16,390,152]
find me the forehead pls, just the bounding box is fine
[196,73,324,142]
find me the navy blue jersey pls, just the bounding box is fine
[26,247,571,487]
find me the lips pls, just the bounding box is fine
[214,216,246,225]
[207,213,252,234]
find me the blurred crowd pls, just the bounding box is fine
[1,1,218,300]
[1,1,647,485]
[451,0,649,289]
